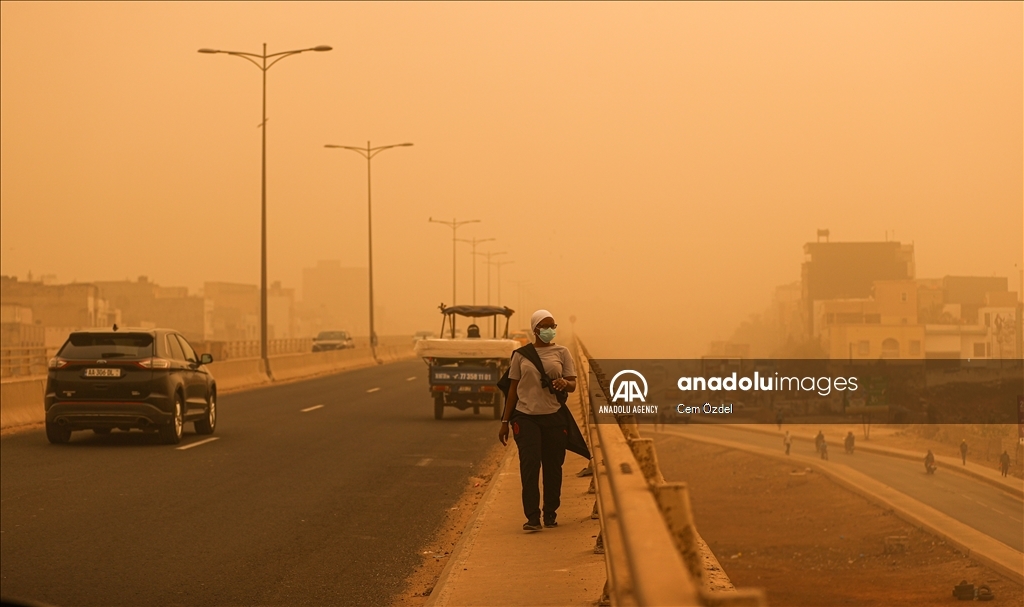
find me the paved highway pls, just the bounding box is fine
[1,359,499,607]
[654,423,1024,552]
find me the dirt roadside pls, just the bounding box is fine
[389,442,508,606]
[654,433,1023,606]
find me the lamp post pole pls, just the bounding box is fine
[511,280,531,324]
[429,217,480,305]
[455,237,495,304]
[199,42,332,372]
[490,259,514,305]
[325,142,413,362]
[475,250,506,305]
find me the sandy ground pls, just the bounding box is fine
[654,433,1023,607]
[389,443,506,606]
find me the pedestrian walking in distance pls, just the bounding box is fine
[924,449,936,474]
[999,450,1011,477]
[783,431,792,456]
[959,439,968,465]
[844,431,855,454]
[814,430,825,455]
[497,310,589,532]
[820,440,829,461]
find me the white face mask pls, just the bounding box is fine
[537,327,556,343]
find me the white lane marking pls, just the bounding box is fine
[177,437,219,451]
[301,404,324,412]
[406,376,417,381]
[367,387,381,393]
[416,458,433,467]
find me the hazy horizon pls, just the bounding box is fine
[2,2,1021,357]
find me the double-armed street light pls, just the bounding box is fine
[429,217,481,305]
[455,237,495,305]
[198,43,332,370]
[325,142,413,361]
[489,259,514,305]
[474,250,506,305]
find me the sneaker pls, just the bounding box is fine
[523,519,542,531]
[543,515,557,528]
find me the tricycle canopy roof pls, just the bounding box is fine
[440,305,514,318]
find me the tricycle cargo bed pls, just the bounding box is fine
[413,338,517,360]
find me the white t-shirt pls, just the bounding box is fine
[508,344,576,415]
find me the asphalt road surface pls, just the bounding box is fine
[1,359,500,607]
[654,423,1024,552]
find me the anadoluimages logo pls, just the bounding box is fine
[610,370,648,403]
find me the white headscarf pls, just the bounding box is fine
[530,309,554,333]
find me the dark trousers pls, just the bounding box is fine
[511,411,567,521]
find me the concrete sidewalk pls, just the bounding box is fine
[724,424,1023,498]
[425,439,605,606]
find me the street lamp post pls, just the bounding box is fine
[429,217,481,305]
[490,259,514,305]
[325,142,413,362]
[455,237,495,304]
[511,280,532,324]
[199,43,332,372]
[475,250,506,305]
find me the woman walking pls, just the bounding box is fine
[498,309,586,531]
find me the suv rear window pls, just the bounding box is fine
[59,333,155,359]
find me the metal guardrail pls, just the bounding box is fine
[574,338,767,607]
[0,347,49,379]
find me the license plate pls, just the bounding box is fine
[85,368,122,378]
[458,386,472,392]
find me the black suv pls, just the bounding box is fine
[45,328,217,445]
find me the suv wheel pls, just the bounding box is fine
[160,395,184,445]
[195,391,217,435]
[46,420,71,444]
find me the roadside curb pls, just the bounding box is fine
[653,428,1024,584]
[423,445,516,607]
[721,423,1024,499]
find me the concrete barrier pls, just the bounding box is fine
[0,337,418,430]
[268,348,373,382]
[0,377,46,429]
[207,358,270,391]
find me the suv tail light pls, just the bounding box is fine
[138,357,171,369]
[48,357,68,369]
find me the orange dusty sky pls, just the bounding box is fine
[1,2,1021,356]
